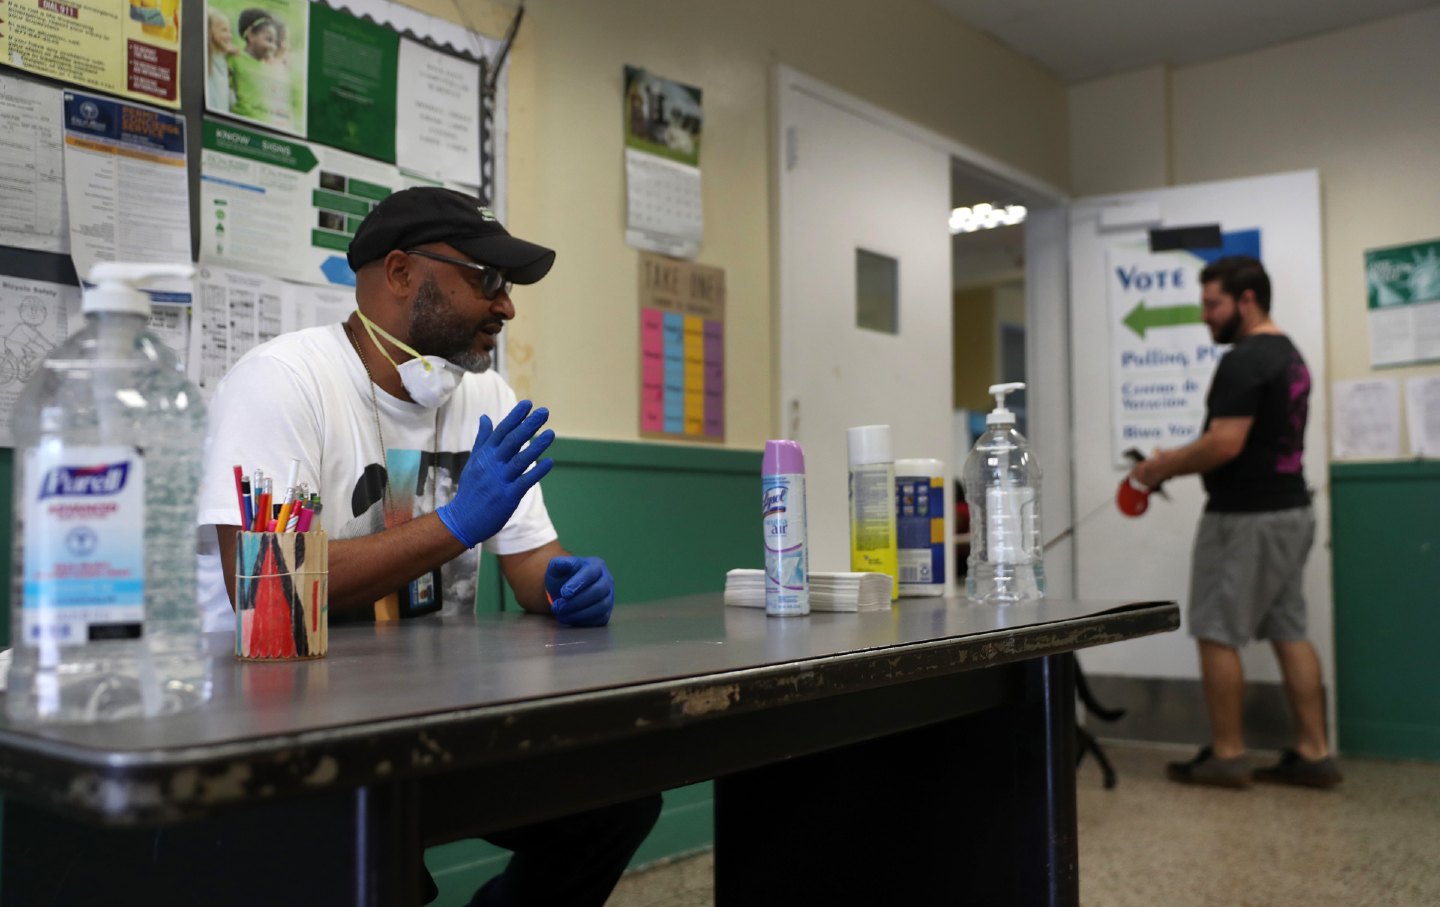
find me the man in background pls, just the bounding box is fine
[1130,255,1341,790]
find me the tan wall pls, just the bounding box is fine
[1069,65,1169,196]
[1070,8,1440,455]
[953,285,997,412]
[399,0,1068,449]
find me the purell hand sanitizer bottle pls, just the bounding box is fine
[9,263,212,722]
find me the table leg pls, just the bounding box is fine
[714,656,1079,906]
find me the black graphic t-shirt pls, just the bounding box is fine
[1202,333,1312,513]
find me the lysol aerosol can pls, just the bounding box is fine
[762,440,809,617]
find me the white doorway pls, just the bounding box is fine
[775,68,1065,587]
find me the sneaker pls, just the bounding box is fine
[1165,745,1251,789]
[1253,749,1344,789]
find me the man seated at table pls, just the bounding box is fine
[195,187,661,906]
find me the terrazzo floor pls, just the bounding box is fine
[607,741,1440,906]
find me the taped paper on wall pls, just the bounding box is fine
[0,75,69,254]
[1405,376,1440,458]
[190,267,292,397]
[1331,378,1400,460]
[62,91,190,295]
[0,277,83,448]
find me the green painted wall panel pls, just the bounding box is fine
[1332,461,1440,761]
[478,439,763,612]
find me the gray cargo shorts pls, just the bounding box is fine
[1188,506,1316,648]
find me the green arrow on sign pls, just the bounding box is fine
[1123,299,1202,339]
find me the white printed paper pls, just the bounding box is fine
[199,121,314,282]
[625,149,702,259]
[0,76,69,254]
[289,281,356,329]
[61,92,190,292]
[147,305,191,373]
[189,267,294,398]
[1369,301,1440,368]
[1405,376,1440,457]
[1331,378,1401,460]
[0,277,83,447]
[396,39,481,187]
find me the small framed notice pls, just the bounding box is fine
[1365,238,1440,367]
[639,253,724,442]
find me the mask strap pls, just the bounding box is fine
[356,311,433,373]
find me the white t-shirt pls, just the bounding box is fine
[195,323,557,631]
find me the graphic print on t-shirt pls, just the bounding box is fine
[342,448,477,615]
[1278,355,1311,474]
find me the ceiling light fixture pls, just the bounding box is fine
[949,203,1027,234]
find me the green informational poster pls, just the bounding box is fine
[1364,238,1440,367]
[1365,239,1440,308]
[306,3,399,162]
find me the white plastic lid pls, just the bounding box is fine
[847,424,893,466]
[986,382,1025,425]
[84,262,195,315]
[895,457,944,478]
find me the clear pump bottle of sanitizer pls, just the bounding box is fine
[8,263,212,722]
[964,382,1045,604]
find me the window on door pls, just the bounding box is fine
[856,248,899,334]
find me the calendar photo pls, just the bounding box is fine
[624,65,703,167]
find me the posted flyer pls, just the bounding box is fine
[1,0,182,107]
[204,0,308,136]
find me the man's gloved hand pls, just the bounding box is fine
[437,401,554,548]
[545,556,615,627]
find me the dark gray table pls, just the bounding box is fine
[0,594,1177,906]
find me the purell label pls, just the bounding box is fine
[22,446,146,646]
[39,462,131,499]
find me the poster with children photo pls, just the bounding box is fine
[206,0,309,137]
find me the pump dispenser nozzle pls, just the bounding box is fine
[986,382,1025,425]
[84,262,195,316]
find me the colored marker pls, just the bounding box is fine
[240,476,254,530]
[232,465,247,530]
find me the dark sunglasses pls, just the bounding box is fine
[405,249,513,300]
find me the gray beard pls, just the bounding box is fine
[408,275,494,373]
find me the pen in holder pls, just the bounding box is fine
[236,530,328,660]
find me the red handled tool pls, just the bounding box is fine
[1116,448,1169,517]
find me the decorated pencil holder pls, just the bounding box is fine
[236,530,329,660]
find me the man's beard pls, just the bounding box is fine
[1211,309,1243,344]
[408,275,498,373]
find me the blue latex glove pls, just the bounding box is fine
[545,556,615,627]
[437,401,555,548]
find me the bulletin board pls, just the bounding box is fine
[0,0,513,443]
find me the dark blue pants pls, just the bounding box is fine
[423,794,663,906]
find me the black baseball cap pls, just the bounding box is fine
[347,187,557,285]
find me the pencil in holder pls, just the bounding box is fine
[236,530,328,660]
